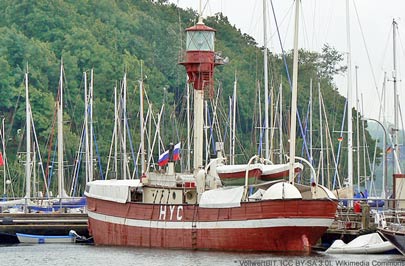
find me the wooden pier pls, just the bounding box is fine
[0,213,88,237]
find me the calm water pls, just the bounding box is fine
[0,243,404,266]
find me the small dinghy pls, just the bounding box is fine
[326,233,395,254]
[16,230,79,244]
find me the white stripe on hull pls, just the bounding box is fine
[88,210,334,230]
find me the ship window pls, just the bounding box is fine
[186,31,214,51]
[172,192,176,200]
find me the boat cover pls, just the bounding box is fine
[261,163,303,175]
[326,233,395,254]
[216,164,262,174]
[85,179,141,203]
[0,199,28,207]
[199,186,244,208]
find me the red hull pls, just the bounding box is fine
[218,169,262,179]
[218,169,262,185]
[87,197,337,252]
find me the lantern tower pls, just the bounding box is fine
[180,17,223,172]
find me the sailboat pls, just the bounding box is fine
[215,0,303,186]
[29,62,86,213]
[85,2,338,252]
[0,67,50,212]
[377,19,405,256]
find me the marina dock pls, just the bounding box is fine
[0,213,88,238]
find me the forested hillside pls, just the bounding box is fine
[0,0,376,195]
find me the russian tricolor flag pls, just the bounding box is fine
[173,142,181,161]
[158,150,169,167]
[158,142,181,167]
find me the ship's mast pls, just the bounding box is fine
[392,19,401,174]
[288,0,300,184]
[346,0,354,197]
[25,69,31,199]
[355,65,360,192]
[122,73,127,180]
[57,61,64,198]
[84,71,89,183]
[231,75,237,165]
[263,0,270,160]
[139,65,146,176]
[1,118,6,196]
[89,69,94,181]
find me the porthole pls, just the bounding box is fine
[172,192,176,200]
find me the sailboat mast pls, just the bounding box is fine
[309,79,313,177]
[84,72,89,183]
[123,73,127,180]
[392,19,400,174]
[279,82,283,163]
[263,0,269,160]
[139,76,146,176]
[2,118,5,196]
[25,70,31,199]
[319,82,324,186]
[89,69,94,181]
[346,0,354,196]
[114,85,118,178]
[361,94,367,190]
[57,62,64,198]
[205,100,209,164]
[229,97,232,163]
[231,75,237,165]
[355,65,360,192]
[288,0,300,184]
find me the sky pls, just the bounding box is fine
[170,0,405,128]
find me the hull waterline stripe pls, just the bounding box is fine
[87,210,334,229]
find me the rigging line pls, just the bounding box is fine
[213,83,224,144]
[282,1,294,48]
[244,0,260,46]
[397,30,405,87]
[71,125,84,196]
[265,1,274,51]
[320,90,341,190]
[353,1,382,108]
[378,24,393,72]
[321,1,335,51]
[299,0,311,51]
[333,98,347,190]
[270,0,312,163]
[300,100,310,158]
[310,0,317,49]
[268,0,294,50]
[207,102,215,155]
[377,28,393,121]
[92,121,104,180]
[30,108,49,197]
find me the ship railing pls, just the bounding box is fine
[178,50,225,65]
[336,220,363,230]
[333,198,405,231]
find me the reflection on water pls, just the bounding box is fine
[0,244,404,266]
